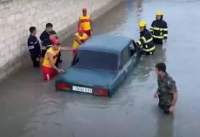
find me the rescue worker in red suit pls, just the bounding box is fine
[40,23,62,64]
[72,27,88,56]
[49,30,61,67]
[42,37,74,81]
[78,8,92,37]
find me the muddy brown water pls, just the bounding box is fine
[1,0,200,137]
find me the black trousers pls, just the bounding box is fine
[41,49,47,58]
[153,38,163,45]
[31,56,40,68]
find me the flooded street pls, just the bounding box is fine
[1,0,200,136]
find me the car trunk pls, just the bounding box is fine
[55,68,117,96]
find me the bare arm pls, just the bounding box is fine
[47,52,59,71]
[75,35,82,44]
[85,35,88,41]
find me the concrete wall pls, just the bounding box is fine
[0,0,123,80]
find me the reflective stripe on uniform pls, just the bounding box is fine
[28,46,34,49]
[163,34,168,37]
[137,41,142,45]
[139,36,154,51]
[141,37,153,43]
[151,27,164,31]
[143,45,155,52]
[152,35,164,39]
[163,28,168,31]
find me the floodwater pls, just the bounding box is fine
[0,0,200,136]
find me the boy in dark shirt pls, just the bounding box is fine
[40,23,62,64]
[27,26,41,68]
[40,23,53,57]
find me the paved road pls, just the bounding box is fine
[1,0,200,137]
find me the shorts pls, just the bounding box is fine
[42,66,58,81]
[72,49,77,57]
[84,30,92,37]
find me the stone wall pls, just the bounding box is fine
[0,0,123,80]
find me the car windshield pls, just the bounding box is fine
[71,50,118,71]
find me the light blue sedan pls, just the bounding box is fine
[55,34,142,97]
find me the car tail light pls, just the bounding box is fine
[94,89,109,96]
[56,83,70,90]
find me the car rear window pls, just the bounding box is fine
[71,50,118,71]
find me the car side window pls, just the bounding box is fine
[129,42,136,56]
[122,46,131,66]
[129,42,135,50]
[119,53,123,69]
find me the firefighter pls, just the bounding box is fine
[150,11,168,44]
[78,8,92,37]
[27,26,41,68]
[136,21,155,55]
[72,27,88,56]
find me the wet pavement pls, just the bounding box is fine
[1,0,200,136]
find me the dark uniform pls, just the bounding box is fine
[136,29,155,55]
[40,30,52,57]
[157,72,177,114]
[150,20,168,44]
[27,35,41,68]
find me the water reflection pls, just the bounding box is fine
[135,0,144,20]
[133,45,166,82]
[93,3,127,35]
[155,115,174,137]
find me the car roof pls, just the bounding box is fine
[78,34,132,55]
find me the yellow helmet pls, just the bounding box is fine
[139,21,147,27]
[156,11,163,16]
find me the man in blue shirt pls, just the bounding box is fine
[27,26,41,68]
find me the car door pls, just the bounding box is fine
[129,41,138,67]
[122,45,134,77]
